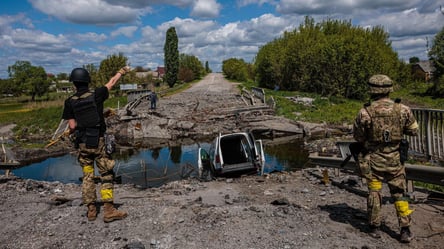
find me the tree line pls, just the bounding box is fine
[223,17,444,100]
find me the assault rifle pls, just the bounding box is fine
[340,139,409,167]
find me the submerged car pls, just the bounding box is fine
[198,132,265,179]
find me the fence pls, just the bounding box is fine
[309,108,444,193]
[408,108,444,162]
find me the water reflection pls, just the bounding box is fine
[3,138,309,187]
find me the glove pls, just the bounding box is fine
[118,66,131,75]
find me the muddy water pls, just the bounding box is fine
[4,138,309,187]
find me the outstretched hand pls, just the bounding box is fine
[118,66,131,75]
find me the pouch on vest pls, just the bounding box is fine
[85,128,100,148]
[71,91,100,128]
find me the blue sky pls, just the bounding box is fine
[0,0,443,79]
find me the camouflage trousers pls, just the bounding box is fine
[366,166,412,228]
[78,137,115,205]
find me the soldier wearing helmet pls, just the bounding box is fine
[367,74,393,94]
[62,66,130,222]
[353,74,419,243]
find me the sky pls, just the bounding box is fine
[0,0,443,79]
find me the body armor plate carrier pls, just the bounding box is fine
[70,91,100,148]
[70,91,100,128]
[365,101,402,143]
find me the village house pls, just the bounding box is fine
[135,67,165,80]
[411,60,435,82]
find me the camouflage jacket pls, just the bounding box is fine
[353,97,418,172]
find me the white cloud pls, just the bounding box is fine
[0,14,34,31]
[74,32,108,42]
[104,0,194,9]
[275,0,422,14]
[236,0,272,8]
[3,29,71,53]
[160,18,217,37]
[360,8,444,37]
[111,26,139,38]
[29,0,147,25]
[190,0,221,18]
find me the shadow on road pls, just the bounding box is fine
[318,203,399,240]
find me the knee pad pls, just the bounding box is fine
[83,165,94,174]
[394,199,414,217]
[100,189,113,200]
[368,179,382,191]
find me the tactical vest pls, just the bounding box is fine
[365,101,402,143]
[70,91,100,129]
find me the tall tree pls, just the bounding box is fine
[205,61,211,73]
[164,27,179,88]
[98,53,128,87]
[8,60,49,100]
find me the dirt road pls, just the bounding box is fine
[1,168,443,249]
[1,73,443,249]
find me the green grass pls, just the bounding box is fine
[241,80,443,126]
[242,81,362,125]
[392,82,444,109]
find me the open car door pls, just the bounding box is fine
[197,147,205,178]
[213,133,224,172]
[255,139,265,175]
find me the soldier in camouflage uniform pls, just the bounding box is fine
[353,74,419,243]
[62,66,130,222]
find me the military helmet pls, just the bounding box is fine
[69,68,90,84]
[368,74,393,94]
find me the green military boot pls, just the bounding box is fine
[87,203,97,221]
[103,202,127,223]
